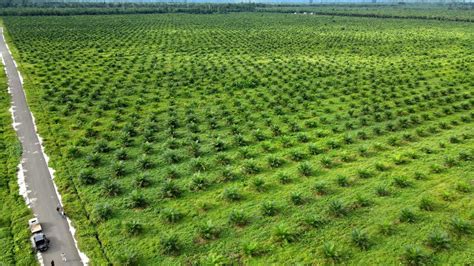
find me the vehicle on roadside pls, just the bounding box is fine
[28,218,50,252]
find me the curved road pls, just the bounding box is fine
[1,28,85,266]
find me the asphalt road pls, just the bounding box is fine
[1,28,84,266]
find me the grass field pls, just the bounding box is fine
[3,12,474,264]
[0,55,37,265]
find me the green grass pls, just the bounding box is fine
[2,12,473,264]
[0,54,36,265]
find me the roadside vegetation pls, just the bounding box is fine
[0,59,36,265]
[2,11,473,264]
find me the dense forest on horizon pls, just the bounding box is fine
[0,2,473,20]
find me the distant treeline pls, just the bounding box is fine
[0,2,473,20]
[261,10,474,22]
[0,3,260,15]
[259,3,474,22]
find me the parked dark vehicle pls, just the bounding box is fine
[29,218,50,252]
